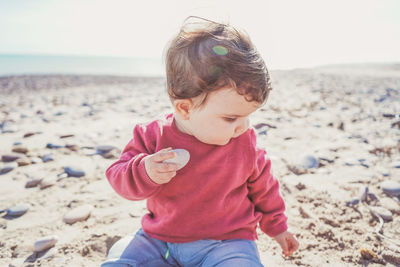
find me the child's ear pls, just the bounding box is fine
[173,99,193,120]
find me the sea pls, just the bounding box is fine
[0,54,165,77]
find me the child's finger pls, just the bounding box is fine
[155,162,179,173]
[288,238,299,253]
[279,241,289,256]
[152,150,176,162]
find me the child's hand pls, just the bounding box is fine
[273,230,299,257]
[144,148,179,184]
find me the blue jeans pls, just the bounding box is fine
[101,229,263,267]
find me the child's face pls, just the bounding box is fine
[184,88,261,146]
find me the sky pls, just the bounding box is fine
[0,0,399,69]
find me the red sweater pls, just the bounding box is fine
[106,113,287,243]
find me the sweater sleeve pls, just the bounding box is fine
[105,123,162,200]
[247,133,288,237]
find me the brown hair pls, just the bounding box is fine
[165,16,272,107]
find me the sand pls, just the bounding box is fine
[0,64,399,266]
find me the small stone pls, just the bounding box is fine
[381,180,400,196]
[57,172,68,180]
[2,123,18,133]
[60,134,74,139]
[258,130,268,136]
[83,147,97,156]
[30,157,42,164]
[377,168,390,177]
[390,161,400,168]
[34,235,58,252]
[367,192,379,202]
[38,247,57,259]
[288,165,307,175]
[64,166,85,177]
[358,186,369,202]
[382,253,400,265]
[40,177,57,189]
[46,143,64,149]
[23,132,36,138]
[163,149,190,170]
[0,162,18,174]
[360,248,377,260]
[12,145,29,154]
[379,197,400,213]
[96,145,117,154]
[65,144,79,151]
[300,155,319,169]
[7,203,30,217]
[42,154,54,163]
[102,150,119,159]
[63,204,93,224]
[25,177,43,188]
[346,198,360,206]
[1,154,21,162]
[16,156,31,166]
[318,155,335,164]
[370,206,393,221]
[344,158,358,166]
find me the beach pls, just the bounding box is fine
[0,64,399,266]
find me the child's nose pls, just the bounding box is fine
[234,118,249,136]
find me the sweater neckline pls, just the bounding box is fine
[168,113,216,148]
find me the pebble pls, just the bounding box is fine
[346,198,360,206]
[381,180,400,196]
[23,132,36,138]
[40,177,57,189]
[30,157,42,164]
[103,149,120,159]
[60,134,74,139]
[0,162,18,174]
[344,158,359,166]
[300,155,319,169]
[34,235,58,252]
[369,206,393,221]
[65,144,79,151]
[391,161,400,168]
[96,145,117,154]
[358,186,369,202]
[63,204,93,224]
[64,166,85,177]
[2,123,18,133]
[368,192,379,202]
[38,247,57,259]
[163,149,190,170]
[377,167,390,177]
[46,143,64,149]
[12,145,29,154]
[1,154,21,162]
[379,197,400,213]
[16,156,31,166]
[57,172,68,180]
[7,203,30,217]
[25,177,43,188]
[258,129,268,136]
[42,154,54,162]
[318,155,335,164]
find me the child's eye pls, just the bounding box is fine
[223,117,237,122]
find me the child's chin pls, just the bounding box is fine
[216,139,231,146]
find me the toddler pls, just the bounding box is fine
[102,17,299,267]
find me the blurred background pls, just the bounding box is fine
[1,0,399,76]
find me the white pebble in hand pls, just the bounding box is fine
[163,149,190,170]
